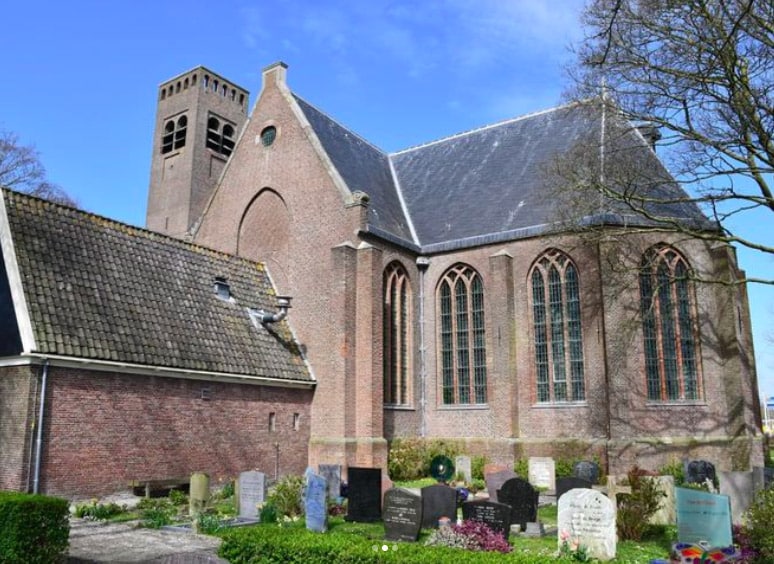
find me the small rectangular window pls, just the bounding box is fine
[293,413,300,431]
[269,412,276,432]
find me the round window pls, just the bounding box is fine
[260,125,277,147]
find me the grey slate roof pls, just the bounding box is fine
[294,95,416,246]
[0,189,311,383]
[295,96,714,253]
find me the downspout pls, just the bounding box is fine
[417,257,430,437]
[32,360,49,494]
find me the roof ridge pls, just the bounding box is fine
[292,93,388,156]
[2,188,265,269]
[390,99,587,156]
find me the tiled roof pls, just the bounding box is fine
[296,95,713,253]
[0,189,311,383]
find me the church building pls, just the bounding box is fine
[148,62,763,475]
[0,61,763,496]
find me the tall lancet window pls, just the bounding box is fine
[438,264,487,405]
[530,249,585,403]
[639,245,701,401]
[384,262,412,406]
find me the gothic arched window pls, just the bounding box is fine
[438,264,487,405]
[530,249,585,403]
[639,245,701,401]
[384,262,411,405]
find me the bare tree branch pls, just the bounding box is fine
[562,0,774,284]
[0,129,77,207]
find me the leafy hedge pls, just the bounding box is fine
[0,491,70,563]
[387,439,463,481]
[219,523,560,563]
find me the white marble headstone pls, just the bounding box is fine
[528,457,556,491]
[558,488,617,561]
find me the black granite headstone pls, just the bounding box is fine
[383,488,423,541]
[345,467,382,522]
[461,499,511,538]
[684,460,717,487]
[497,477,538,531]
[556,476,593,501]
[421,483,458,529]
[572,461,601,484]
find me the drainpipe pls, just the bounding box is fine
[416,257,430,437]
[32,360,49,494]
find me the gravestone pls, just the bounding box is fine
[461,499,511,538]
[189,472,210,516]
[318,464,342,500]
[421,483,458,529]
[556,477,593,501]
[675,487,732,547]
[304,471,328,532]
[529,457,556,491]
[497,477,538,531]
[455,455,472,483]
[345,467,382,522]
[573,461,601,484]
[718,470,754,524]
[558,488,617,561]
[649,475,676,525]
[684,460,717,488]
[484,468,517,503]
[383,488,423,541]
[593,474,631,507]
[237,470,266,520]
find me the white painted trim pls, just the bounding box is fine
[282,90,354,204]
[0,192,36,352]
[388,157,420,246]
[0,353,316,389]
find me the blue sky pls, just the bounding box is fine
[3,0,773,399]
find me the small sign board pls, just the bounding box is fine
[675,487,732,547]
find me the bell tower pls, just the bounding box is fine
[146,67,249,238]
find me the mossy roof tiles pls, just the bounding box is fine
[1,189,311,383]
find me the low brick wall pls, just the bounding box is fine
[37,366,313,497]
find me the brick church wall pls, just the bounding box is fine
[0,364,36,491]
[36,366,312,497]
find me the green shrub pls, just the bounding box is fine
[141,507,174,528]
[195,511,225,535]
[220,480,235,499]
[218,521,560,563]
[168,488,188,505]
[0,491,70,563]
[658,458,686,486]
[260,501,278,523]
[74,500,126,520]
[513,458,528,478]
[138,497,176,528]
[267,475,304,518]
[471,455,488,480]
[388,438,428,481]
[616,467,664,541]
[388,439,466,481]
[744,486,774,562]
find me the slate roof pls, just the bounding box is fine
[295,96,715,253]
[0,189,312,383]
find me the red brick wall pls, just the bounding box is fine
[0,364,36,491]
[38,366,312,497]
